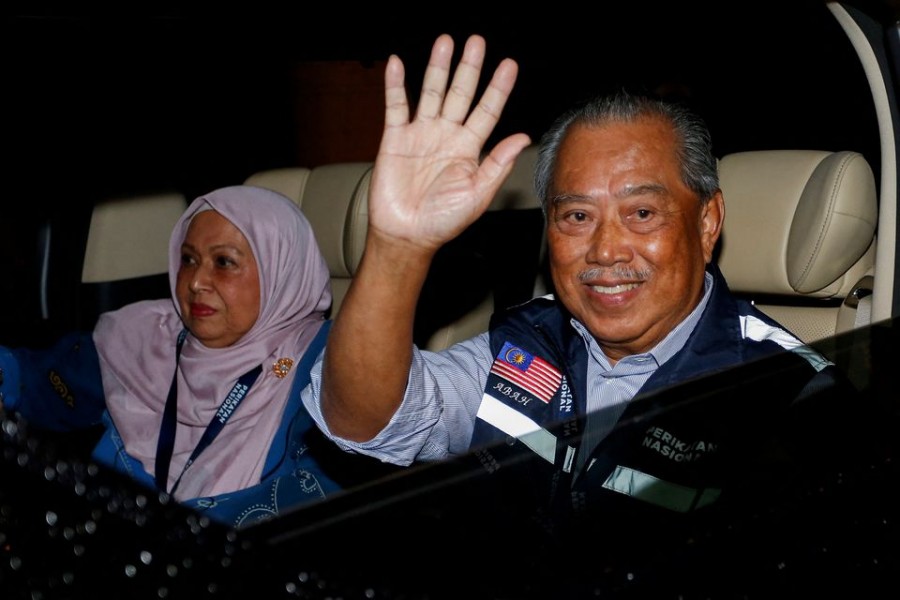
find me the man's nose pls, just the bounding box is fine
[585,220,633,265]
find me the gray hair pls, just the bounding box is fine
[533,91,720,213]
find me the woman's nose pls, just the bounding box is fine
[189,264,212,292]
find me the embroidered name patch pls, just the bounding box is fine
[48,370,75,408]
[489,342,562,404]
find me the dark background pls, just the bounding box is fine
[7,1,888,203]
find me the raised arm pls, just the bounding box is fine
[320,34,531,441]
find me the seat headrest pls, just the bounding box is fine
[717,150,877,297]
[243,167,312,206]
[81,192,188,283]
[300,163,372,278]
[245,164,371,278]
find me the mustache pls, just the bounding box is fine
[577,267,651,283]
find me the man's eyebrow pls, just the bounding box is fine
[549,193,592,208]
[615,182,667,198]
[549,183,668,207]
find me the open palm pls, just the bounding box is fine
[368,34,532,254]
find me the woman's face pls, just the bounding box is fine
[175,210,261,348]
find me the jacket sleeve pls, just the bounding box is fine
[0,331,106,431]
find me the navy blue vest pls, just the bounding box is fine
[467,265,839,521]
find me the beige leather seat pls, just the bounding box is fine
[246,147,877,352]
[717,149,878,343]
[35,191,189,335]
[245,164,371,318]
[81,192,188,285]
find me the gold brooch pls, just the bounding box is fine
[272,357,294,379]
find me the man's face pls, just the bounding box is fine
[546,118,724,363]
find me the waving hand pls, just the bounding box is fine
[368,34,531,253]
[322,34,529,442]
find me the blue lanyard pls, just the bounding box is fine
[154,329,263,495]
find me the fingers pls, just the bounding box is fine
[463,57,519,143]
[415,34,456,121]
[412,34,510,135]
[385,33,520,147]
[439,35,486,123]
[383,54,410,129]
[476,132,533,200]
[487,133,533,172]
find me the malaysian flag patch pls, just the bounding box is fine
[489,342,562,404]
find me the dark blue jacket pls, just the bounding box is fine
[469,265,844,529]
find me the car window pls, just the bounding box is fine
[2,319,897,598]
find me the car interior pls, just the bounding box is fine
[2,1,898,598]
[21,143,887,354]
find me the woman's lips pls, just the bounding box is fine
[190,303,216,317]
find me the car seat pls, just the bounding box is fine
[716,149,878,344]
[79,192,189,326]
[244,164,371,319]
[34,191,188,339]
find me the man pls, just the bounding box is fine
[300,34,840,522]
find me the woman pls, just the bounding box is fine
[1,185,368,527]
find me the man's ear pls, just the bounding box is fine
[700,191,725,264]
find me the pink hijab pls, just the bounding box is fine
[93,185,331,500]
